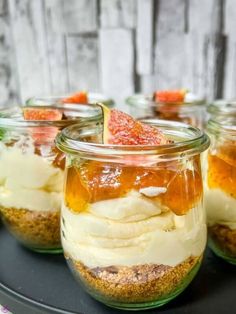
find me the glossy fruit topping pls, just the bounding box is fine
[65,157,203,215]
[62,91,88,104]
[23,108,62,144]
[154,90,186,103]
[208,143,236,198]
[23,108,62,121]
[99,104,168,145]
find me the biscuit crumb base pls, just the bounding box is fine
[67,255,202,303]
[1,206,61,250]
[209,224,236,257]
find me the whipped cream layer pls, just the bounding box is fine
[62,191,206,268]
[205,188,236,230]
[0,143,63,211]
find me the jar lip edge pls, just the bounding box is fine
[208,100,236,114]
[207,118,236,133]
[56,119,210,156]
[126,94,206,107]
[26,92,115,106]
[0,105,102,128]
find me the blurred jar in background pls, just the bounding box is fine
[126,90,206,128]
[207,99,236,120]
[205,101,236,264]
[0,104,101,253]
[26,91,115,108]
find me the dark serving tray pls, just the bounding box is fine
[0,226,235,314]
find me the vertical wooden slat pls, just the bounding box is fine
[189,0,219,34]
[140,75,156,94]
[136,0,153,75]
[188,0,225,100]
[46,0,97,34]
[184,32,207,96]
[185,32,225,100]
[61,0,97,34]
[99,29,134,110]
[8,0,51,101]
[223,0,236,98]
[210,34,226,99]
[223,39,236,99]
[154,0,187,90]
[66,35,99,92]
[0,4,10,106]
[155,33,190,90]
[0,0,6,14]
[0,0,18,106]
[224,0,236,35]
[156,0,185,36]
[0,20,13,106]
[100,0,136,29]
[44,0,69,94]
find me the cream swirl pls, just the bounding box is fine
[62,191,206,268]
[0,144,63,211]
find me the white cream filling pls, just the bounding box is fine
[205,188,236,230]
[0,143,63,211]
[62,191,206,268]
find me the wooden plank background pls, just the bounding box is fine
[0,0,234,110]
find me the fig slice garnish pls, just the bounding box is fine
[98,103,168,145]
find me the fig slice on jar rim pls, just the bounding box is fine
[62,91,88,104]
[154,89,187,103]
[98,103,169,145]
[23,108,63,143]
[23,108,63,120]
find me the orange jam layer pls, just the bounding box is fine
[208,144,236,198]
[65,157,203,216]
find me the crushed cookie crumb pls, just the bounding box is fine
[209,224,236,257]
[1,206,61,249]
[67,255,202,303]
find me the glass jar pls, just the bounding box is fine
[26,92,115,108]
[0,104,101,253]
[207,99,236,120]
[205,114,236,264]
[56,119,209,310]
[126,94,206,128]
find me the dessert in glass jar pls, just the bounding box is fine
[126,90,206,128]
[26,91,115,108]
[0,104,101,253]
[205,101,236,264]
[56,104,209,309]
[207,99,236,120]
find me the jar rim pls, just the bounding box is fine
[0,104,102,128]
[56,119,210,160]
[207,99,236,115]
[126,93,206,110]
[26,92,115,108]
[207,118,236,137]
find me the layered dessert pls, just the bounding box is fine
[126,90,205,128]
[26,91,114,108]
[59,105,207,308]
[205,142,236,262]
[153,90,205,127]
[0,108,65,252]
